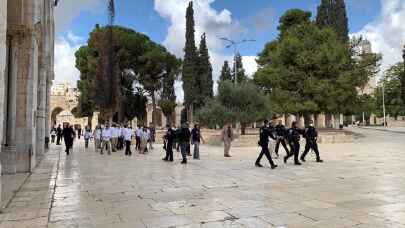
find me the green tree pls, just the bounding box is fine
[375,63,405,118]
[74,46,95,127]
[233,53,248,84]
[255,9,358,118]
[138,45,180,126]
[316,0,349,42]
[219,60,232,82]
[196,81,271,135]
[197,33,213,102]
[182,1,199,120]
[278,9,312,37]
[401,45,405,108]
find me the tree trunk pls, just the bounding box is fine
[241,123,246,135]
[152,91,157,127]
[87,114,93,129]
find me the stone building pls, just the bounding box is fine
[0,0,56,207]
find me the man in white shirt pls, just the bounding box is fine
[111,124,118,152]
[101,123,113,155]
[123,125,133,156]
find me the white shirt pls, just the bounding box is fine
[94,129,101,139]
[101,128,112,141]
[136,128,142,137]
[120,128,125,137]
[110,127,118,138]
[84,130,92,139]
[141,130,149,141]
[123,128,132,141]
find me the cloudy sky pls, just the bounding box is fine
[54,0,405,101]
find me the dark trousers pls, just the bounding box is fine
[187,143,191,155]
[135,136,141,150]
[275,137,289,156]
[180,143,188,161]
[56,135,61,145]
[125,140,132,155]
[165,143,173,161]
[286,142,300,163]
[64,139,73,154]
[51,135,55,143]
[256,144,275,167]
[85,139,89,148]
[301,140,321,161]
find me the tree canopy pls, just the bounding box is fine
[316,0,349,42]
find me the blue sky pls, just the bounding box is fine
[54,0,404,101]
[58,0,381,57]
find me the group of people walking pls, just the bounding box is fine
[50,119,323,170]
[256,119,323,169]
[162,123,205,164]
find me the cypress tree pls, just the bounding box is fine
[197,33,213,99]
[233,53,247,84]
[401,45,405,106]
[220,61,232,82]
[182,2,198,111]
[316,0,349,42]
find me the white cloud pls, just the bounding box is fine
[353,0,405,73]
[154,0,258,101]
[54,33,83,86]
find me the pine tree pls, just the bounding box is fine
[197,33,213,99]
[316,0,349,42]
[220,61,232,82]
[233,53,247,84]
[182,1,199,120]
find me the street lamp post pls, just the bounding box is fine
[220,38,255,83]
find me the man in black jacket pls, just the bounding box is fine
[178,123,191,164]
[274,120,290,158]
[56,124,63,145]
[255,120,278,169]
[301,120,323,163]
[284,121,303,165]
[62,123,75,155]
[163,125,175,162]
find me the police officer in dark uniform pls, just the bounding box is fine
[163,125,174,162]
[301,120,323,163]
[274,120,290,158]
[255,120,278,169]
[284,121,303,165]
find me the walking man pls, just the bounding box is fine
[135,125,142,151]
[93,125,102,150]
[123,125,133,156]
[84,126,92,149]
[50,127,57,144]
[301,120,323,163]
[56,124,62,145]
[221,123,234,157]
[191,124,205,160]
[284,121,303,165]
[163,125,174,162]
[255,120,278,169]
[149,123,155,150]
[178,122,191,164]
[274,120,290,158]
[62,123,75,155]
[101,123,112,155]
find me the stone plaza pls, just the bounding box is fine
[0,127,404,228]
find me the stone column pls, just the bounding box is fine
[315,113,326,128]
[0,0,7,205]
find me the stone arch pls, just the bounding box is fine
[51,107,63,126]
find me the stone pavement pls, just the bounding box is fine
[1,128,405,228]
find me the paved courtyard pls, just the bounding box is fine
[1,128,405,228]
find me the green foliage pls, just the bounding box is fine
[197,33,214,102]
[233,53,248,84]
[196,81,271,129]
[316,0,349,42]
[219,61,232,82]
[401,46,405,107]
[74,25,179,123]
[278,9,312,37]
[374,62,405,118]
[255,19,357,115]
[183,1,199,107]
